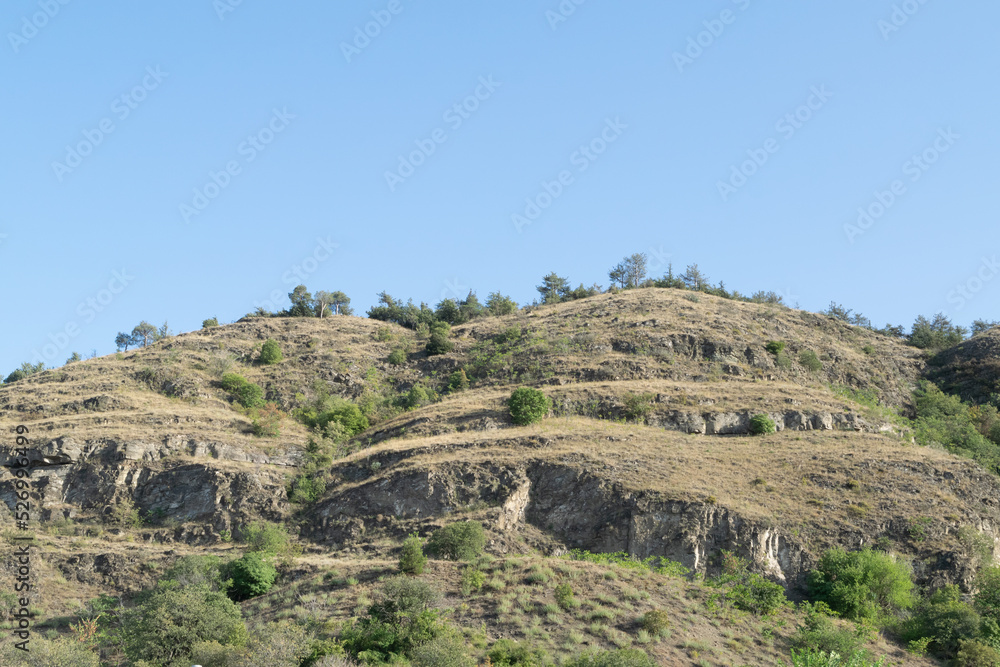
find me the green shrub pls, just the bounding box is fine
[202,317,219,329]
[563,648,657,667]
[426,322,453,356]
[426,521,486,561]
[555,583,576,610]
[388,348,407,365]
[912,584,981,657]
[220,373,266,409]
[956,639,1000,666]
[799,350,823,372]
[341,577,442,663]
[622,392,655,422]
[782,648,885,666]
[789,602,867,659]
[807,547,915,621]
[161,554,226,591]
[765,341,786,354]
[410,632,475,667]
[486,292,518,317]
[238,521,291,555]
[730,572,787,615]
[639,609,670,635]
[750,413,776,435]
[447,369,470,393]
[403,384,436,410]
[120,585,247,665]
[488,638,550,666]
[508,387,551,425]
[288,474,327,504]
[399,533,427,575]
[226,551,277,600]
[460,566,486,595]
[0,637,99,666]
[862,345,875,355]
[259,339,283,365]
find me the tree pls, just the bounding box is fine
[608,253,648,290]
[131,321,158,348]
[4,361,45,384]
[486,292,518,316]
[399,533,428,575]
[458,291,484,322]
[115,332,132,352]
[426,322,453,356]
[681,264,709,291]
[287,285,314,317]
[972,319,1000,336]
[314,290,352,318]
[910,313,968,350]
[330,290,352,316]
[537,272,570,304]
[66,352,82,364]
[435,298,463,325]
[202,317,219,328]
[807,547,915,621]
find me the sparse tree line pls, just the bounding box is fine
[2,253,997,384]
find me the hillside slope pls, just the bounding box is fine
[1,288,991,665]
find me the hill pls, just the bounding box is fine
[0,288,997,666]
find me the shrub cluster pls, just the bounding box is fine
[508,387,551,425]
[426,521,486,561]
[220,373,265,409]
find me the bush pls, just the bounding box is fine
[782,648,885,666]
[259,339,284,364]
[799,350,823,372]
[238,521,291,555]
[460,566,486,595]
[426,322,453,356]
[750,413,776,435]
[956,639,1000,666]
[403,384,436,410]
[807,547,915,621]
[555,583,576,610]
[563,648,657,667]
[399,533,427,575]
[765,341,786,354]
[488,638,550,666]
[447,369,470,393]
[790,602,867,658]
[120,585,247,665]
[0,637,99,666]
[388,348,407,365]
[486,292,518,317]
[251,402,284,437]
[226,551,277,600]
[426,521,486,561]
[639,609,670,635]
[508,387,551,425]
[220,373,266,409]
[902,584,982,658]
[730,572,787,615]
[410,633,475,667]
[202,317,219,328]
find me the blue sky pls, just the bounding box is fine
[2,0,998,372]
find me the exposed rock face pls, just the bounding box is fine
[0,436,295,536]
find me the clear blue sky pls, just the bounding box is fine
[2,1,998,372]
